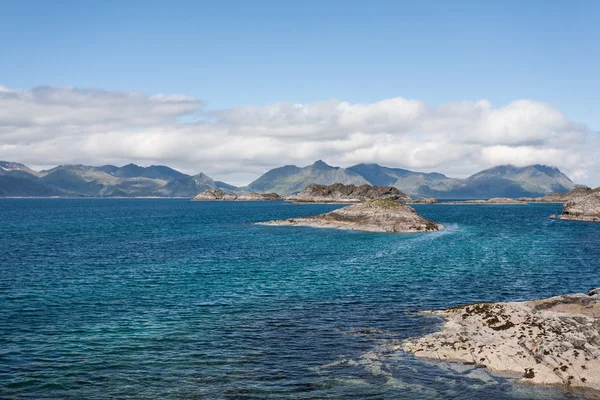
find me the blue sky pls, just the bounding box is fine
[1,0,599,185]
[2,0,598,124]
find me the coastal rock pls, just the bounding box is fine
[409,198,438,204]
[541,187,600,203]
[193,189,282,201]
[551,191,600,222]
[193,189,237,201]
[441,198,526,205]
[236,192,282,201]
[286,183,410,204]
[403,290,600,392]
[259,198,442,233]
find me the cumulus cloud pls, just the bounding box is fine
[0,84,597,186]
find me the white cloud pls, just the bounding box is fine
[0,84,597,186]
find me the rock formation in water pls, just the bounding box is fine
[540,187,599,203]
[409,198,438,204]
[236,192,282,201]
[259,199,442,233]
[193,189,238,201]
[441,198,526,204]
[402,289,600,392]
[193,189,281,201]
[551,190,600,222]
[285,183,410,203]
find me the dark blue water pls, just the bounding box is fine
[1,199,599,399]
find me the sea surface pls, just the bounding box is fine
[1,199,599,399]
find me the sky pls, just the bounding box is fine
[1,0,599,186]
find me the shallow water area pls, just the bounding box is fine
[1,199,599,399]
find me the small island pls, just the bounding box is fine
[441,197,526,205]
[258,198,442,233]
[403,289,600,392]
[285,183,410,204]
[193,189,281,201]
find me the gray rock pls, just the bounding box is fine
[552,190,600,222]
[403,291,600,391]
[286,183,410,204]
[259,199,442,233]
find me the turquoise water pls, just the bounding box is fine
[1,199,599,399]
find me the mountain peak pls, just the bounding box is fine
[311,160,334,170]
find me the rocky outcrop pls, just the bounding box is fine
[258,199,442,233]
[441,198,526,205]
[551,191,600,222]
[403,290,600,392]
[193,189,281,201]
[236,192,282,201]
[193,189,237,201]
[541,187,599,203]
[286,183,410,204]
[409,197,438,204]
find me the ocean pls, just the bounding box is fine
[1,199,599,399]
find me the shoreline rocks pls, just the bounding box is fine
[403,290,600,393]
[258,198,442,233]
[193,189,281,201]
[550,190,600,222]
[286,183,410,204]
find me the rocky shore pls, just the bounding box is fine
[193,189,281,201]
[551,190,600,222]
[259,198,442,233]
[285,183,410,204]
[403,289,600,393]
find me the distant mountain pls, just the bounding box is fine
[0,159,579,199]
[245,161,577,199]
[348,163,576,199]
[0,161,40,177]
[465,165,576,195]
[245,160,369,196]
[111,163,187,181]
[348,163,460,197]
[0,161,237,198]
[161,172,237,197]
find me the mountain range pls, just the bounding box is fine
[244,161,577,198]
[0,160,578,199]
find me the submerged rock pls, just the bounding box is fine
[259,198,442,233]
[286,183,410,204]
[551,191,600,222]
[403,290,600,392]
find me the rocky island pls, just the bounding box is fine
[441,197,527,205]
[285,183,410,204]
[193,189,281,201]
[551,189,600,222]
[408,197,438,204]
[403,289,600,392]
[259,198,442,233]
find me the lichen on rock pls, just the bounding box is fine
[403,290,600,392]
